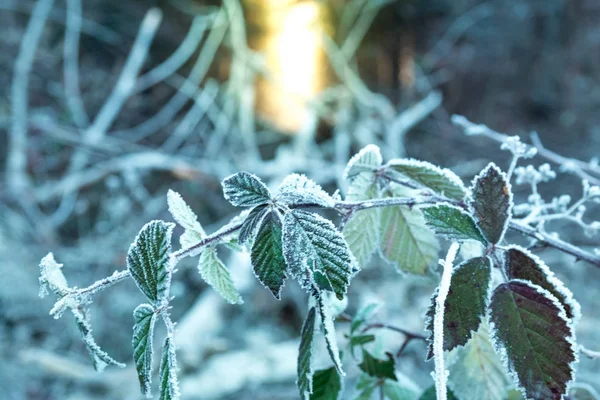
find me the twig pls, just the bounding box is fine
[361,322,426,341]
[7,0,55,192]
[452,115,600,186]
[135,14,214,93]
[63,0,89,128]
[580,345,600,359]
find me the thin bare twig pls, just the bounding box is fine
[8,0,55,192]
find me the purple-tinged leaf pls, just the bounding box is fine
[469,163,513,244]
[489,280,577,400]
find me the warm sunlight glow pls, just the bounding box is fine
[252,1,328,133]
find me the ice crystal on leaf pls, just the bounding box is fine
[318,294,344,376]
[250,210,287,299]
[298,306,317,400]
[198,247,243,304]
[385,158,467,200]
[159,336,180,400]
[222,171,271,207]
[127,220,175,305]
[133,304,157,398]
[276,173,335,208]
[489,280,577,400]
[39,253,69,298]
[421,204,487,244]
[282,210,358,299]
[469,163,513,244]
[344,144,383,183]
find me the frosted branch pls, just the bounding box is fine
[433,242,459,400]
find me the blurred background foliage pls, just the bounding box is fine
[0,0,599,398]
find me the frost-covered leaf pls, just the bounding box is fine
[159,336,180,400]
[489,280,577,400]
[446,321,512,400]
[127,220,175,304]
[298,306,317,400]
[379,188,439,275]
[318,294,344,375]
[239,204,270,245]
[504,245,580,321]
[421,205,486,243]
[359,349,396,381]
[344,145,382,183]
[382,375,421,400]
[469,163,513,244]
[167,189,205,236]
[276,173,335,208]
[283,210,358,299]
[72,308,125,372]
[222,171,271,207]
[179,229,203,249]
[386,159,467,200]
[39,253,69,297]
[251,210,287,299]
[419,386,458,400]
[426,257,492,359]
[343,173,380,267]
[133,304,157,398]
[198,247,243,304]
[311,367,342,400]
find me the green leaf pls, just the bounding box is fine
[311,367,342,400]
[350,302,379,334]
[222,171,271,207]
[343,173,380,267]
[276,173,335,208]
[426,257,492,359]
[419,386,458,400]
[251,210,287,299]
[198,247,243,304]
[382,376,421,400]
[354,374,378,400]
[133,304,157,397]
[386,159,467,200]
[127,220,175,304]
[158,336,180,400]
[379,188,439,275]
[318,294,344,375]
[358,349,396,381]
[344,144,382,183]
[504,245,580,321]
[167,190,205,236]
[72,308,125,372]
[421,204,486,243]
[469,163,513,244]
[239,204,270,244]
[446,322,512,400]
[350,334,375,347]
[283,210,359,299]
[489,280,577,400]
[298,307,317,400]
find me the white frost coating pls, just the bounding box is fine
[488,279,578,400]
[167,189,206,236]
[222,171,271,207]
[388,158,467,197]
[433,242,460,400]
[198,247,243,305]
[276,173,335,208]
[159,336,181,400]
[39,252,69,297]
[506,245,581,324]
[317,294,345,376]
[469,162,514,243]
[343,144,382,183]
[72,307,126,371]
